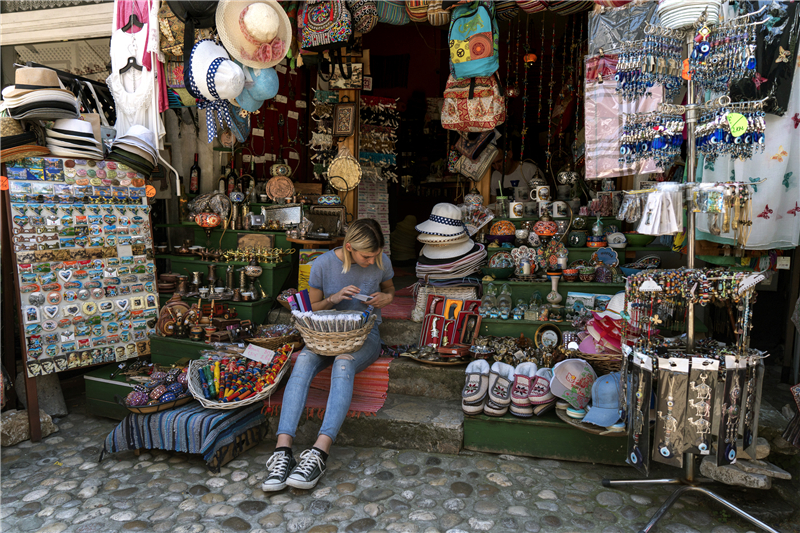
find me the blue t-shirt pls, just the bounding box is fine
[308,248,394,325]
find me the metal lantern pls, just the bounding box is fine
[532,211,558,237]
[556,164,580,185]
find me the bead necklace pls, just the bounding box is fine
[574,21,584,150]
[521,18,531,158]
[545,23,556,168]
[507,21,521,98]
[537,22,545,123]
[657,373,679,459]
[557,17,572,155]
[505,25,514,97]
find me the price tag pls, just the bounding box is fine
[275,94,288,104]
[288,110,299,120]
[243,154,252,163]
[253,128,264,137]
[255,156,267,164]
[243,343,275,365]
[726,113,748,137]
[777,256,791,270]
[145,185,156,198]
[288,151,299,160]
[276,64,287,74]
[296,100,307,109]
[0,176,8,191]
[266,154,276,161]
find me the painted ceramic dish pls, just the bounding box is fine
[489,220,517,236]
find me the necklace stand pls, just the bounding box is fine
[600,31,780,533]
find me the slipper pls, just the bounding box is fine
[510,361,538,418]
[484,361,515,417]
[529,367,555,405]
[566,407,587,419]
[462,359,490,405]
[462,397,486,416]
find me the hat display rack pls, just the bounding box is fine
[599,7,780,533]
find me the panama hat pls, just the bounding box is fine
[217,0,291,69]
[416,203,467,237]
[417,231,470,245]
[46,118,102,146]
[2,67,74,99]
[232,62,279,113]
[115,125,158,157]
[46,144,103,160]
[421,238,476,260]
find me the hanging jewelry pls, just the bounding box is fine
[545,23,556,169]
[557,16,573,155]
[521,18,531,158]
[688,371,713,452]
[630,371,646,465]
[507,21,521,98]
[538,22,545,123]
[742,358,758,448]
[574,20,584,149]
[722,365,742,463]
[657,373,679,459]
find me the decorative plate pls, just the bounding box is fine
[535,324,562,349]
[569,259,589,268]
[489,220,516,236]
[266,176,295,201]
[535,241,567,270]
[489,251,514,268]
[510,246,537,275]
[591,247,619,267]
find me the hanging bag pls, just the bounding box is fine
[448,1,499,80]
[301,0,354,52]
[441,73,506,132]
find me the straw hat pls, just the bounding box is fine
[1,117,24,138]
[217,0,291,70]
[2,67,73,99]
[417,231,470,245]
[421,238,475,260]
[1,145,49,163]
[415,203,467,237]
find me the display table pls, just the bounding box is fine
[287,236,344,249]
[101,402,267,473]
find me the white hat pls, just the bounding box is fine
[116,125,157,154]
[217,0,292,69]
[421,238,475,260]
[417,231,470,245]
[46,118,102,146]
[594,292,625,319]
[46,144,104,160]
[187,40,245,102]
[415,203,467,237]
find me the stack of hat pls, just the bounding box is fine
[108,125,158,175]
[390,215,419,261]
[2,67,79,120]
[45,118,104,160]
[415,203,487,279]
[0,117,49,163]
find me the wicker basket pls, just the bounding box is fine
[116,394,195,415]
[187,358,290,409]
[576,352,622,375]
[246,334,304,352]
[293,315,377,356]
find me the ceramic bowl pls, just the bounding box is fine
[563,268,579,282]
[624,233,656,247]
[481,267,516,280]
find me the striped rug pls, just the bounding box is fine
[264,353,392,418]
[381,285,415,320]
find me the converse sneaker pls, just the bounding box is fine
[261,450,297,492]
[286,448,327,490]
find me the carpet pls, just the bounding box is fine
[380,284,415,320]
[264,352,391,419]
[102,402,266,466]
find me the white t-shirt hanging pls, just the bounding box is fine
[106,24,164,144]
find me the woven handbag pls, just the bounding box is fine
[427,0,451,25]
[347,0,378,33]
[456,143,498,182]
[516,0,547,14]
[377,0,410,25]
[301,0,354,52]
[411,284,478,322]
[441,74,506,133]
[294,315,377,356]
[406,0,430,22]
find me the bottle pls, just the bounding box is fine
[226,164,236,196]
[189,153,200,194]
[217,166,226,193]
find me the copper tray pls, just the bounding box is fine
[266,176,295,201]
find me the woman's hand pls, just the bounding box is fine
[366,291,393,309]
[330,285,361,305]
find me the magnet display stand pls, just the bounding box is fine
[599,29,781,533]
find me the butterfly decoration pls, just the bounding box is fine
[776,46,790,63]
[749,177,760,192]
[752,73,768,89]
[772,146,788,162]
[792,113,800,129]
[757,205,773,219]
[784,172,794,190]
[788,203,800,217]
[704,159,715,171]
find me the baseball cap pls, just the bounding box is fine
[582,372,622,428]
[550,359,597,410]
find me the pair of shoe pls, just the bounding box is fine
[261,449,326,491]
[462,360,556,418]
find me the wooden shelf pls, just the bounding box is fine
[483,280,626,288]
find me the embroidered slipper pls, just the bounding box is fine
[510,361,538,418]
[484,361,515,417]
[462,397,486,416]
[529,367,555,405]
[462,359,490,405]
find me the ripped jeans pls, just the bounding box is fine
[276,327,381,442]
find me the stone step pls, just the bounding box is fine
[263,393,463,455]
[378,318,422,346]
[388,358,464,401]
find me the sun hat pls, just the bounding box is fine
[2,67,74,99]
[416,203,468,237]
[582,372,622,428]
[7,100,80,121]
[550,359,597,410]
[421,238,475,260]
[115,125,158,156]
[417,231,470,245]
[232,62,279,113]
[1,145,49,163]
[46,118,101,142]
[593,292,625,319]
[1,119,49,162]
[45,144,103,160]
[217,0,291,69]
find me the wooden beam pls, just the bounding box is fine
[478,164,491,205]
[340,88,360,219]
[0,3,115,46]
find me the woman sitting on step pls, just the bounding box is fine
[262,219,395,491]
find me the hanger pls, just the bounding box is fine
[121,13,144,32]
[119,56,143,75]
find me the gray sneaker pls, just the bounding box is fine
[286,449,327,490]
[261,451,297,492]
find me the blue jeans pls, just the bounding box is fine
[276,327,381,442]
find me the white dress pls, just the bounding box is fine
[106,24,165,144]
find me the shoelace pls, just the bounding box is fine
[293,450,325,478]
[266,453,291,477]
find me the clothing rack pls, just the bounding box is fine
[600,18,781,533]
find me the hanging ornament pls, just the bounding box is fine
[545,23,556,167]
[521,19,532,158]
[507,20,522,98]
[538,22,545,123]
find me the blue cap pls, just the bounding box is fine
[233,62,279,113]
[583,372,622,428]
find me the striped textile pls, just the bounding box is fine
[381,295,415,320]
[102,403,266,464]
[265,353,392,417]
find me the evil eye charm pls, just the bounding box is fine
[746,57,756,70]
[659,446,673,458]
[698,442,709,452]
[629,447,642,464]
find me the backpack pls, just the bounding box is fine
[301,0,353,52]
[448,1,499,80]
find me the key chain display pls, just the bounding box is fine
[6,156,160,378]
[615,24,684,102]
[619,105,686,168]
[695,97,767,163]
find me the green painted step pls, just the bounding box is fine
[157,294,273,325]
[463,409,628,466]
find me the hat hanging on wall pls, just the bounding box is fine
[231,61,280,113]
[216,0,292,69]
[187,39,245,143]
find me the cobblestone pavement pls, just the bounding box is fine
[2,403,798,533]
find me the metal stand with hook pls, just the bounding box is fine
[600,17,781,533]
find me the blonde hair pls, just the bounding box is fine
[341,218,385,273]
